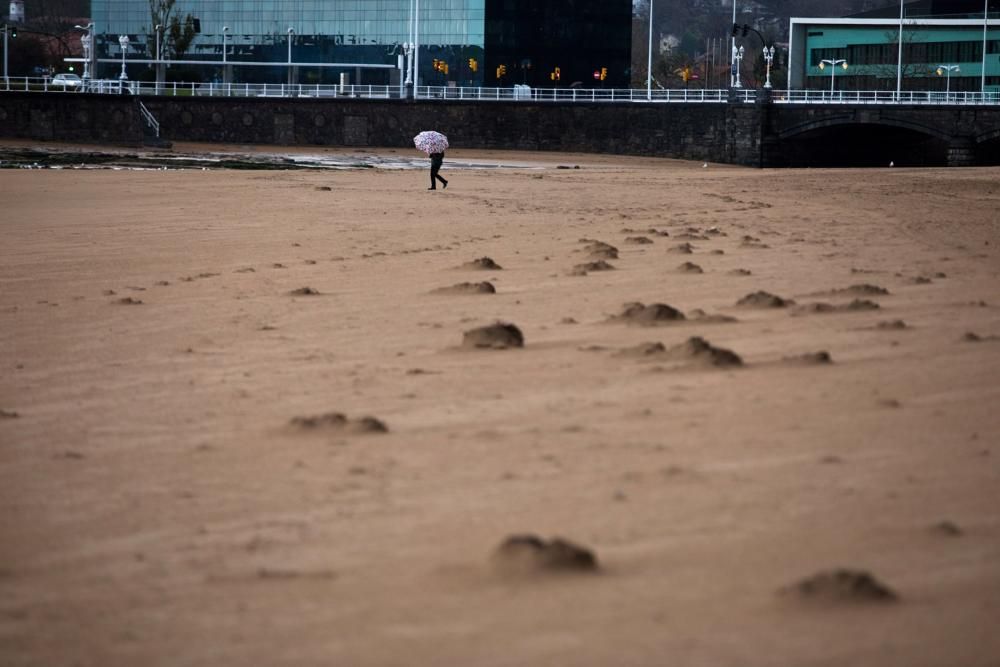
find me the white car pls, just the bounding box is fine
[51,73,82,89]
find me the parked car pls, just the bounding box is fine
[51,73,82,89]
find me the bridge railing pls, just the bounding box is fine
[773,89,1000,105]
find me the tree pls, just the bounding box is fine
[146,0,197,61]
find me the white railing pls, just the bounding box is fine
[2,76,998,105]
[773,89,1000,105]
[137,99,159,137]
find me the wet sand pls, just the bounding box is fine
[1,143,999,666]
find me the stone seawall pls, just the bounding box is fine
[0,93,765,166]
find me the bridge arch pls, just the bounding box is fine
[768,115,953,167]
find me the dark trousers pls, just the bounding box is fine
[429,153,447,188]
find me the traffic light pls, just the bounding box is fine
[496,63,506,78]
[599,67,607,81]
[731,23,738,36]
[468,57,477,73]
[550,66,561,81]
[681,66,690,83]
[10,26,17,38]
[742,24,749,37]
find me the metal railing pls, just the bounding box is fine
[2,75,998,105]
[137,99,159,137]
[773,89,1000,105]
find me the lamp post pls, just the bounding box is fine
[732,44,744,88]
[730,0,737,87]
[818,57,847,95]
[286,27,294,86]
[74,23,93,84]
[646,0,653,100]
[762,45,775,88]
[896,0,904,99]
[118,34,130,81]
[222,26,228,64]
[3,24,10,86]
[936,64,959,98]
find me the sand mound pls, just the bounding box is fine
[781,569,898,604]
[664,336,743,367]
[740,235,770,249]
[431,282,496,295]
[461,257,503,270]
[580,240,619,260]
[736,291,793,308]
[930,520,963,537]
[570,260,615,276]
[624,236,654,245]
[875,320,908,330]
[673,232,708,241]
[667,243,695,254]
[615,342,668,358]
[687,309,738,323]
[462,322,524,349]
[729,268,752,276]
[612,302,686,325]
[115,297,143,305]
[289,287,320,296]
[832,283,890,296]
[677,262,704,273]
[616,337,740,366]
[289,412,388,434]
[791,301,878,315]
[493,534,598,574]
[0,409,20,419]
[782,351,833,365]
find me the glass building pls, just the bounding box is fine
[89,0,631,87]
[91,0,487,85]
[788,0,1000,92]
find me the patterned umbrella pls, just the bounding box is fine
[413,130,449,155]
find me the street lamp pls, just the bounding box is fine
[818,58,847,95]
[118,34,130,81]
[286,27,294,86]
[732,45,744,88]
[936,64,959,97]
[222,26,229,64]
[762,45,775,89]
[646,0,654,100]
[74,23,93,81]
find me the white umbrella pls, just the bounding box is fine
[413,130,449,155]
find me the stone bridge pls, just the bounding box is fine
[1,91,999,167]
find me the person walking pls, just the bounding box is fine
[429,151,448,190]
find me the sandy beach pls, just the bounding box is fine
[1,143,999,666]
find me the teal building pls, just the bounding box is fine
[788,1,1000,92]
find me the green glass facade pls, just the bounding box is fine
[789,17,1000,92]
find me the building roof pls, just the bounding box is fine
[848,0,997,20]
